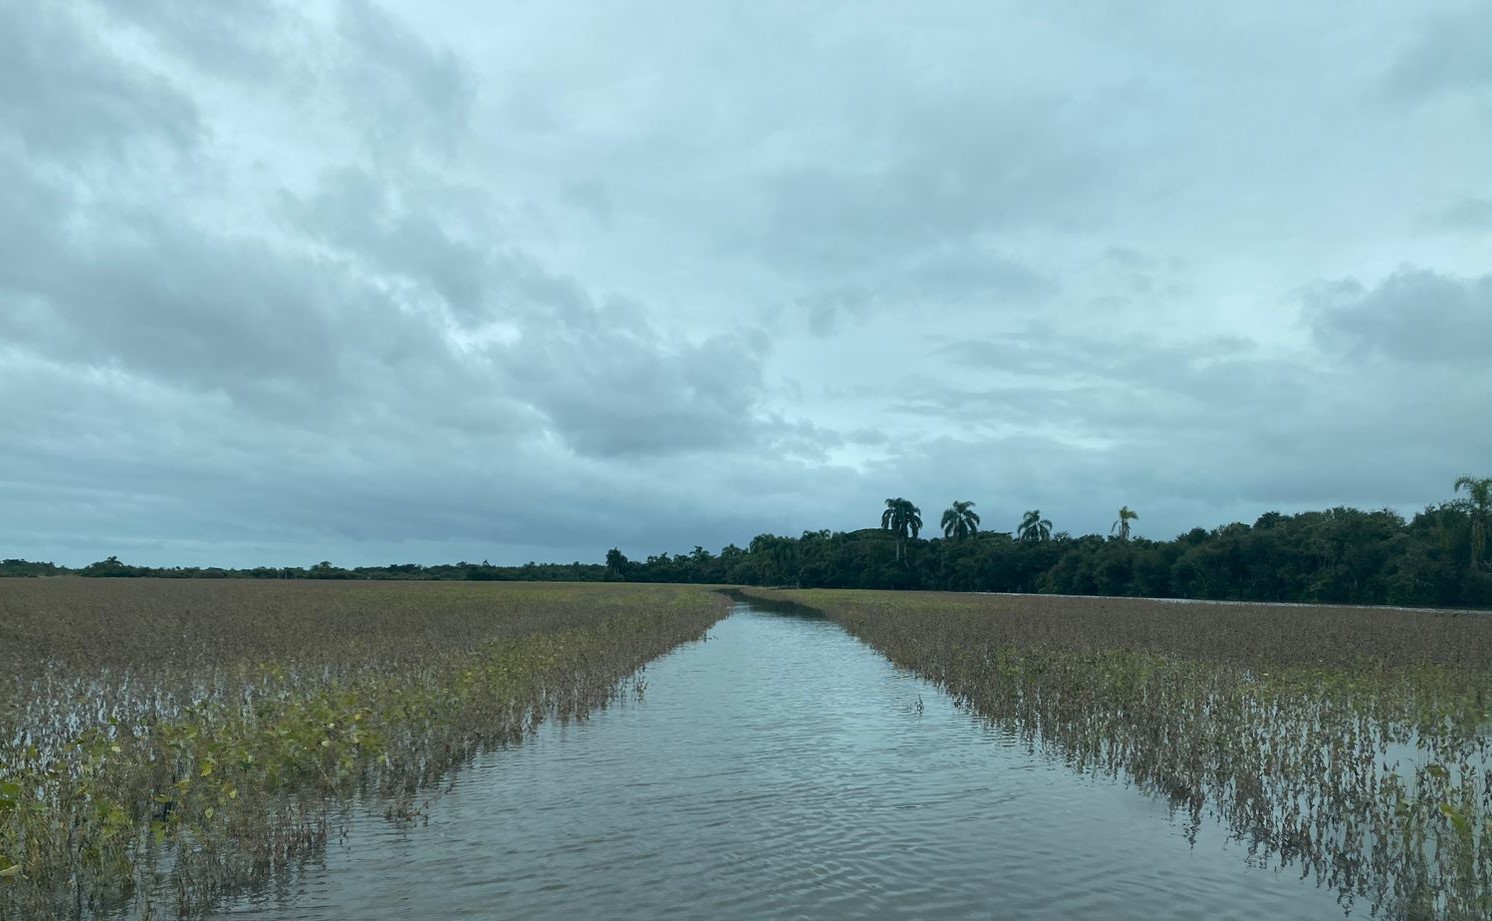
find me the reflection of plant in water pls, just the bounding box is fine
[0,581,729,920]
[757,589,1492,921]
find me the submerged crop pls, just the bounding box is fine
[752,589,1492,921]
[0,580,729,920]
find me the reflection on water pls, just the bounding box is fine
[815,596,1492,920]
[214,605,1345,920]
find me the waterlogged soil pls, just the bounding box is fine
[211,604,1348,921]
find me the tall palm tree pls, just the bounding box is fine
[881,497,923,561]
[941,500,981,540]
[1017,509,1052,543]
[1455,475,1492,567]
[604,547,627,579]
[1111,505,1138,541]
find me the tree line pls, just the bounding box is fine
[606,477,1492,608]
[4,476,1488,608]
[0,556,605,582]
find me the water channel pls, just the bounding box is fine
[216,602,1348,920]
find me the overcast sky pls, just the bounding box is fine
[3,1,1489,568]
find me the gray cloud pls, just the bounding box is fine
[286,167,495,316]
[334,0,473,155]
[560,180,613,225]
[795,248,1054,337]
[97,0,295,82]
[0,0,1486,567]
[1307,269,1492,366]
[1384,6,1492,100]
[745,96,1112,276]
[495,304,771,459]
[1424,197,1492,235]
[0,1,199,157]
[3,175,449,418]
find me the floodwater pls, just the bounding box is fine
[215,602,1347,920]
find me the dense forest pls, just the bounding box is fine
[5,477,1489,608]
[612,477,1492,608]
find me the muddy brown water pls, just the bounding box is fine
[210,601,1347,920]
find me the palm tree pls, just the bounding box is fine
[881,497,923,561]
[941,500,981,540]
[1017,509,1052,543]
[1111,505,1138,541]
[604,547,628,580]
[1455,475,1492,567]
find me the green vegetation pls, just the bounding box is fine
[1017,509,1053,544]
[604,478,1492,608]
[748,588,1492,920]
[940,500,980,540]
[0,557,607,582]
[880,498,922,562]
[0,580,729,920]
[1455,477,1491,568]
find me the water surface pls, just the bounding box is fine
[218,603,1346,920]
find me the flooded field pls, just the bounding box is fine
[4,583,1488,919]
[0,580,729,920]
[756,589,1492,919]
[211,602,1352,920]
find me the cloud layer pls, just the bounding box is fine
[2,0,1488,566]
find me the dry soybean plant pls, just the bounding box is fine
[0,579,729,920]
[754,589,1492,921]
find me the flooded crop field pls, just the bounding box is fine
[753,589,1492,919]
[0,580,729,919]
[2,582,1489,919]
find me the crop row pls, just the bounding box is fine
[0,580,730,920]
[751,589,1492,921]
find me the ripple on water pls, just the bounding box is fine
[217,606,1347,921]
